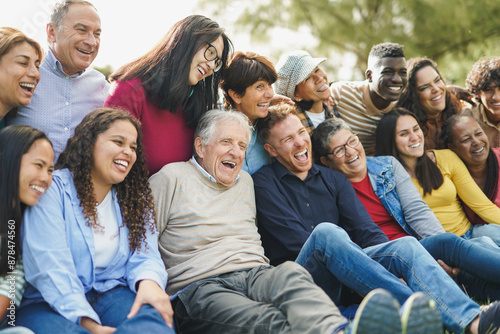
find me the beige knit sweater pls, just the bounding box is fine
[150,160,269,295]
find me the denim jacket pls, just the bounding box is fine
[21,169,168,324]
[366,156,445,240]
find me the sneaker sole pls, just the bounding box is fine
[349,288,402,334]
[401,292,442,334]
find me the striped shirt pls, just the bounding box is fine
[297,103,336,135]
[0,257,26,307]
[150,160,269,295]
[331,81,397,155]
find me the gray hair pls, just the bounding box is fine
[311,118,352,164]
[194,109,252,155]
[50,0,97,29]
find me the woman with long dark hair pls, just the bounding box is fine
[0,125,53,333]
[105,15,232,175]
[375,107,500,246]
[397,58,462,149]
[16,108,174,333]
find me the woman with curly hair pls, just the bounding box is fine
[16,108,174,334]
[397,57,463,149]
[105,15,232,175]
[464,56,500,147]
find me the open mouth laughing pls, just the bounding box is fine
[471,146,485,155]
[222,160,236,169]
[114,159,129,172]
[388,86,403,92]
[430,94,443,102]
[30,184,47,195]
[77,48,92,55]
[20,82,36,94]
[346,155,359,164]
[294,149,309,162]
[198,65,207,78]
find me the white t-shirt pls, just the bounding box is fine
[305,110,326,128]
[93,190,120,271]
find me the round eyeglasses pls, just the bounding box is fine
[329,134,360,158]
[204,43,223,72]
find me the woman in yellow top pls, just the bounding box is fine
[375,107,500,245]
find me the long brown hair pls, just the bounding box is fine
[397,57,461,144]
[375,107,444,195]
[0,126,51,275]
[109,15,233,129]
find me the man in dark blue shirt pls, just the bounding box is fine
[252,103,487,334]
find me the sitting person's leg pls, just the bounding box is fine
[456,271,500,302]
[471,223,500,247]
[174,263,346,334]
[420,232,500,281]
[16,300,91,334]
[365,236,480,334]
[419,232,500,301]
[88,286,174,334]
[295,223,413,304]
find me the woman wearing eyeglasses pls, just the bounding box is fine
[105,15,232,175]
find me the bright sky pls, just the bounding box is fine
[2,0,356,78]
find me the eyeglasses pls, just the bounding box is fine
[204,43,223,72]
[328,134,359,158]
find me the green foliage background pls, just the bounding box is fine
[201,0,500,85]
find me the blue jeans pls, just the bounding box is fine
[471,223,500,247]
[462,225,499,249]
[420,232,500,301]
[15,286,175,334]
[295,223,480,334]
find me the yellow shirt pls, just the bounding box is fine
[411,149,500,236]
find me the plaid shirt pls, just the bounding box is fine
[296,102,337,134]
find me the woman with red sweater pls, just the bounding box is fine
[105,15,232,175]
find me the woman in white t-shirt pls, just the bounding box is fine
[17,108,174,334]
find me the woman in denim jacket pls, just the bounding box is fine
[312,117,500,303]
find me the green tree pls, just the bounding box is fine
[93,64,114,82]
[201,0,500,83]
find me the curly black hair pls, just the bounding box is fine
[57,108,155,252]
[368,42,405,59]
[466,57,500,95]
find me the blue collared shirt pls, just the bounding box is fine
[6,49,109,162]
[21,169,167,325]
[252,161,389,265]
